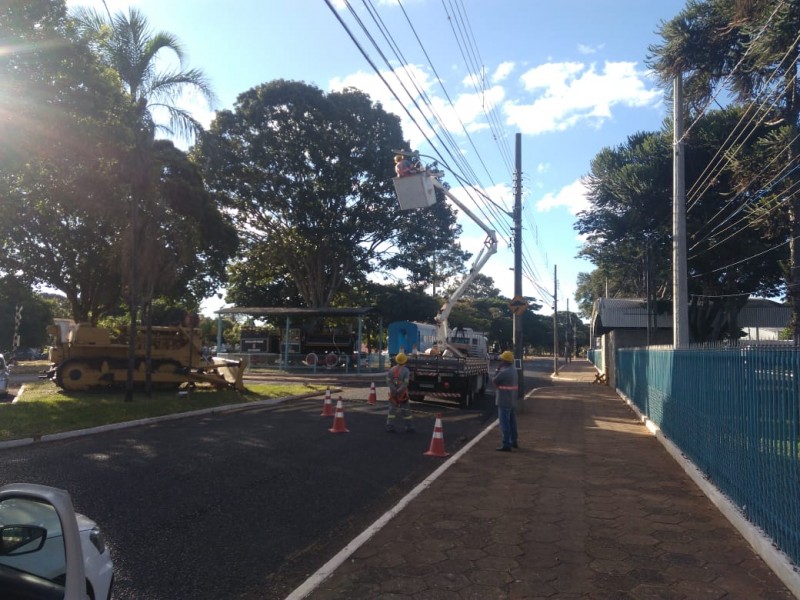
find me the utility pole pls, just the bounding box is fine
[564,297,572,364]
[553,265,558,375]
[673,75,689,348]
[513,133,524,404]
[646,242,652,346]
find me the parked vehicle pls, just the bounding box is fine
[2,348,46,364]
[0,354,8,398]
[387,321,438,356]
[45,321,246,392]
[405,351,488,408]
[0,483,114,600]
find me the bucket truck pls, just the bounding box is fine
[392,159,497,407]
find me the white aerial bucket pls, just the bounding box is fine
[393,173,437,210]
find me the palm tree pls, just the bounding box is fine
[73,6,215,143]
[73,6,216,397]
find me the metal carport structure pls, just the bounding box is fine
[214,306,383,373]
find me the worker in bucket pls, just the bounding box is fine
[493,350,518,451]
[386,352,414,433]
[394,154,414,177]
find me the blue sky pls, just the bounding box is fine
[66,0,688,317]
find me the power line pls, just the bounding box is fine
[691,234,798,277]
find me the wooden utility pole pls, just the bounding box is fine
[513,133,524,404]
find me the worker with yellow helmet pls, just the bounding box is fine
[493,350,518,451]
[386,352,414,433]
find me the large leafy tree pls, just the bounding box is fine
[0,0,133,323]
[576,109,784,319]
[576,131,673,301]
[384,184,470,294]
[196,80,463,308]
[648,0,800,340]
[0,275,54,352]
[139,140,238,305]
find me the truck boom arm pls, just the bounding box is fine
[430,179,497,354]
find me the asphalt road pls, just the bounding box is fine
[0,358,554,599]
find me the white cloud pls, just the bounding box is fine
[577,43,604,55]
[330,64,506,147]
[66,0,138,12]
[492,62,515,84]
[330,64,438,147]
[504,60,660,136]
[535,178,590,215]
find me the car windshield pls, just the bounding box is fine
[0,497,66,584]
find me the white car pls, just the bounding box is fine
[0,483,114,599]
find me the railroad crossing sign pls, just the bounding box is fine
[508,295,528,316]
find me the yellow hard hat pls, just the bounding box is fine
[395,352,408,365]
[394,154,405,162]
[499,350,514,362]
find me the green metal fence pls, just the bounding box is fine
[616,345,800,567]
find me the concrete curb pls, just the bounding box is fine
[0,389,332,451]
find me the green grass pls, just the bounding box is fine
[0,381,325,442]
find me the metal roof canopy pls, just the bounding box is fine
[215,306,377,318]
[213,306,382,373]
[591,297,790,337]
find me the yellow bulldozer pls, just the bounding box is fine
[45,321,247,393]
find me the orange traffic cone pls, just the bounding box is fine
[367,382,377,405]
[320,387,334,417]
[424,413,449,457]
[329,397,350,433]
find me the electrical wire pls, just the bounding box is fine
[685,10,800,214]
[327,0,552,301]
[690,234,798,277]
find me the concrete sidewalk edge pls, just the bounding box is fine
[618,388,800,598]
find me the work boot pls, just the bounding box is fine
[385,426,396,433]
[496,446,511,452]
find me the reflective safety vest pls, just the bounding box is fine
[388,365,409,401]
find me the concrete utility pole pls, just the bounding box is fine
[513,133,524,404]
[673,75,689,348]
[553,265,558,375]
[564,297,572,364]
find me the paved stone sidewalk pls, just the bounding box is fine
[300,362,796,599]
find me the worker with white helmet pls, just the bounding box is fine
[493,350,518,451]
[386,352,414,433]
